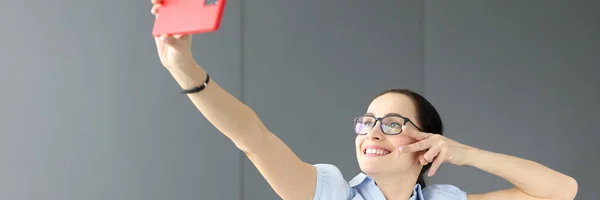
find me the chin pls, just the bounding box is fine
[359,163,384,175]
[357,156,392,175]
[357,155,415,176]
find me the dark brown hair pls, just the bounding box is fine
[373,89,444,188]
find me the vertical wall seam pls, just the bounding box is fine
[238,0,246,199]
[421,0,426,95]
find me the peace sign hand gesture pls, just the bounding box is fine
[398,125,477,177]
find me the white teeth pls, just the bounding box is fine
[365,148,390,155]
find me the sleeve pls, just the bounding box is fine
[312,164,353,200]
[422,184,467,200]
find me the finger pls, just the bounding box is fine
[176,34,193,42]
[151,0,163,4]
[159,34,174,45]
[428,153,445,177]
[402,125,432,140]
[398,138,432,153]
[419,155,428,165]
[423,144,441,162]
[151,4,161,14]
[160,34,169,41]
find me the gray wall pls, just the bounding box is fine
[1,0,597,200]
[424,1,600,200]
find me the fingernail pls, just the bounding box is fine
[397,146,404,151]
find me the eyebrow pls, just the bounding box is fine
[364,112,405,117]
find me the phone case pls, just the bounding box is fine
[152,0,226,36]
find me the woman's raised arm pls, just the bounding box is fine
[151,3,318,198]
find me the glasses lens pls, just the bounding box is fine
[380,116,404,134]
[354,116,375,134]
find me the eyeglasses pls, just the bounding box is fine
[353,114,423,135]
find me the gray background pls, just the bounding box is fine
[1,0,597,199]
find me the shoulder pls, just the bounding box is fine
[312,164,355,200]
[422,184,467,200]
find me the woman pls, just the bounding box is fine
[149,2,578,199]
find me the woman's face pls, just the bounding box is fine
[355,93,423,176]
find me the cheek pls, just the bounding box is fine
[355,135,365,148]
[389,135,419,147]
[390,136,422,165]
[390,136,425,161]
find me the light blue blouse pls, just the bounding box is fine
[313,164,467,200]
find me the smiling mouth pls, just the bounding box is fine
[363,148,391,156]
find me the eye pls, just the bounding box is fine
[381,122,403,134]
[389,122,401,128]
[355,122,373,133]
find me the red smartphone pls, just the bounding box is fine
[152,0,226,36]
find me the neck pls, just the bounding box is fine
[370,170,421,200]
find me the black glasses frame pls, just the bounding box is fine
[353,114,423,135]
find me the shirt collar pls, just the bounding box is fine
[349,173,424,200]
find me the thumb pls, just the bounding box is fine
[158,34,177,46]
[169,34,192,45]
[177,34,193,43]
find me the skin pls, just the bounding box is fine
[149,1,578,199]
[355,93,424,199]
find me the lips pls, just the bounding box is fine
[361,144,393,156]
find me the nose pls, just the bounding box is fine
[366,121,384,140]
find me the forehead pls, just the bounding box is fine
[366,93,416,119]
